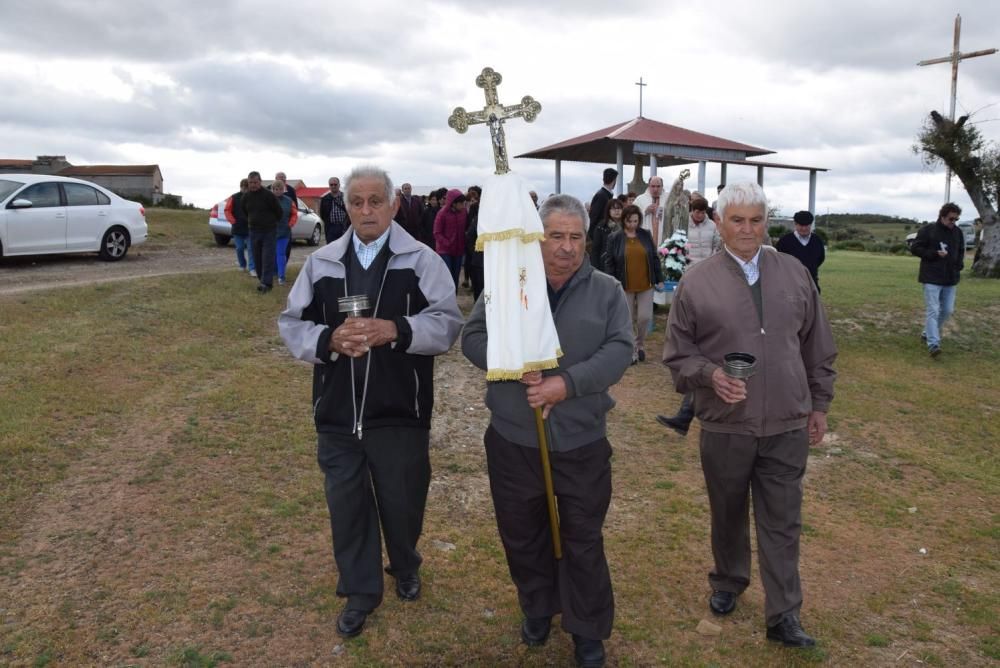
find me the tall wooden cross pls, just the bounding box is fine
[635,77,647,117]
[917,14,997,201]
[448,67,542,175]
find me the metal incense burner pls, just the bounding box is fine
[338,294,372,318]
[723,352,758,379]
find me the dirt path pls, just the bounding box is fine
[0,242,317,296]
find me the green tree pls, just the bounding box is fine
[915,111,1000,277]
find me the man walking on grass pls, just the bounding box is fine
[910,202,965,357]
[279,165,462,639]
[663,182,837,649]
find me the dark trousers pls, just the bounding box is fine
[470,264,484,301]
[699,428,809,625]
[250,229,277,288]
[438,253,463,289]
[317,427,431,611]
[484,426,614,640]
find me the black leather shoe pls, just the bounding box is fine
[395,572,421,601]
[572,634,606,668]
[709,590,737,615]
[656,414,690,437]
[336,609,367,638]
[766,615,816,648]
[637,349,646,362]
[520,616,552,646]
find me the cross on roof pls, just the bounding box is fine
[447,67,542,175]
[635,77,647,117]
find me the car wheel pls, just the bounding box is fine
[307,224,322,246]
[99,226,131,261]
[214,233,231,246]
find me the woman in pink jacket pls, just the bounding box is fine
[433,189,468,289]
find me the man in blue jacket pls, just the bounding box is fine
[910,202,965,357]
[279,165,462,638]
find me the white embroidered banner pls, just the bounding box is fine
[477,173,562,380]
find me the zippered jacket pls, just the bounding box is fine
[663,248,837,436]
[461,260,634,452]
[910,221,965,286]
[278,222,463,435]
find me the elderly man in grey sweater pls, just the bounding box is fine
[462,194,632,668]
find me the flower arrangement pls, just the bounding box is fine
[658,230,691,282]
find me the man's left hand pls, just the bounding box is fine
[807,411,827,445]
[525,375,567,419]
[339,317,398,350]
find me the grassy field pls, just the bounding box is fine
[0,216,997,666]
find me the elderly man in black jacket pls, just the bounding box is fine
[910,202,966,357]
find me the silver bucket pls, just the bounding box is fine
[338,294,372,318]
[723,352,758,379]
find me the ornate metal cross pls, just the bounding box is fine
[448,67,542,175]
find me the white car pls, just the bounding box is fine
[0,174,147,261]
[208,196,323,247]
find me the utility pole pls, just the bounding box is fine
[917,14,997,202]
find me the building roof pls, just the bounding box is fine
[59,165,161,176]
[516,116,774,166]
[0,159,34,167]
[296,187,329,198]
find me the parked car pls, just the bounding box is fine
[905,219,977,249]
[208,196,323,246]
[0,174,147,261]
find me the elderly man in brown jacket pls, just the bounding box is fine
[663,182,837,649]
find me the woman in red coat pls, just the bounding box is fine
[433,189,468,289]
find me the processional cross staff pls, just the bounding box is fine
[917,13,997,202]
[447,67,562,559]
[448,67,542,176]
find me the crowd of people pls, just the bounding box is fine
[266,159,856,667]
[255,159,964,666]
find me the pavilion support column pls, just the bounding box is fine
[650,154,658,177]
[697,161,706,194]
[720,163,728,187]
[616,146,624,196]
[756,165,764,187]
[808,170,817,213]
[555,159,562,194]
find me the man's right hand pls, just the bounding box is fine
[330,320,371,358]
[711,367,747,404]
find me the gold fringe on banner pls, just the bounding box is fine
[475,229,545,251]
[484,353,563,381]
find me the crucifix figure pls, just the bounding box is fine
[447,67,542,174]
[917,14,997,201]
[635,76,647,117]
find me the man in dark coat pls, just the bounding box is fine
[588,168,618,241]
[320,177,348,244]
[910,202,965,357]
[774,210,826,291]
[393,182,425,240]
[241,171,283,292]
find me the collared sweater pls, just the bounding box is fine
[663,248,837,437]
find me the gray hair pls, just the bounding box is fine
[344,165,394,201]
[270,179,285,192]
[715,182,768,221]
[538,194,588,233]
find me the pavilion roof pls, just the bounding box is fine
[516,116,774,166]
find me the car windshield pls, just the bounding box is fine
[0,179,25,201]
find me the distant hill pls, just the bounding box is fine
[815,213,925,227]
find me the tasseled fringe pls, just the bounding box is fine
[484,353,563,381]
[475,230,545,251]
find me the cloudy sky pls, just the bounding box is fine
[2,0,998,219]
